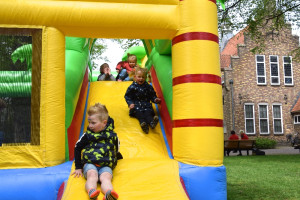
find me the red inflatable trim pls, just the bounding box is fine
[173,118,223,128]
[172,32,218,45]
[180,177,190,199]
[67,68,89,160]
[56,181,65,200]
[173,74,221,86]
[150,67,173,152]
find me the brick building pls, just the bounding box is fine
[221,24,300,142]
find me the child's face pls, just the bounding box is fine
[104,66,109,73]
[135,70,146,85]
[88,114,107,132]
[128,57,137,68]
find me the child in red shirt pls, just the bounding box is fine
[116,54,137,81]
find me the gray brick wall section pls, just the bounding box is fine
[222,25,300,142]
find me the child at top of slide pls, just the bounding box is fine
[116,53,137,81]
[97,63,115,81]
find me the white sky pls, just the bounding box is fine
[93,39,124,73]
[93,25,299,73]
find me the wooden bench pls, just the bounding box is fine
[224,140,256,156]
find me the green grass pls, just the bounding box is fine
[224,155,300,200]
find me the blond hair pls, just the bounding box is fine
[134,66,147,77]
[127,53,137,62]
[87,103,108,121]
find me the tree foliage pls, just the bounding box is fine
[113,39,141,51]
[90,39,108,69]
[218,0,300,60]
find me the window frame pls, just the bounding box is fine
[269,55,280,85]
[294,115,300,124]
[244,103,255,135]
[258,103,269,135]
[272,103,283,134]
[283,56,293,86]
[256,55,266,85]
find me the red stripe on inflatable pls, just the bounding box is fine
[180,177,191,199]
[172,32,219,45]
[57,181,65,200]
[173,119,223,128]
[67,67,89,160]
[150,67,173,152]
[173,74,221,86]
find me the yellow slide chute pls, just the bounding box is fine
[62,82,188,200]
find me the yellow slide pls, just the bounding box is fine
[62,81,188,200]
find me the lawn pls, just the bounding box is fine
[224,155,300,200]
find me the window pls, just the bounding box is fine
[0,28,42,145]
[256,55,266,85]
[269,55,280,85]
[283,56,293,85]
[258,104,269,134]
[272,104,283,134]
[294,115,300,124]
[244,103,255,134]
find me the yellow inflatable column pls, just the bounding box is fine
[40,27,66,166]
[172,0,223,166]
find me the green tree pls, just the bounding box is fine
[90,39,108,69]
[113,39,141,51]
[90,39,141,69]
[218,0,300,60]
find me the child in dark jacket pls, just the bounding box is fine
[124,67,161,133]
[116,54,137,81]
[72,103,121,200]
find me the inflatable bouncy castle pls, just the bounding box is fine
[0,1,226,199]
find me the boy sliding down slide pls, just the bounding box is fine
[124,67,161,133]
[72,103,122,200]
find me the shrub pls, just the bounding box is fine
[255,137,277,149]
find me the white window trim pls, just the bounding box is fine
[269,55,280,85]
[256,55,266,85]
[294,115,300,124]
[258,103,269,135]
[272,103,283,134]
[283,56,293,86]
[244,103,255,135]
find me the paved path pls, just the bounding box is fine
[226,145,300,156]
[263,146,300,155]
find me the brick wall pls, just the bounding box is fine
[222,24,300,142]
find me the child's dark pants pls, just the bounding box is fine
[134,110,154,125]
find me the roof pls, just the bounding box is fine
[291,96,300,114]
[220,29,245,68]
